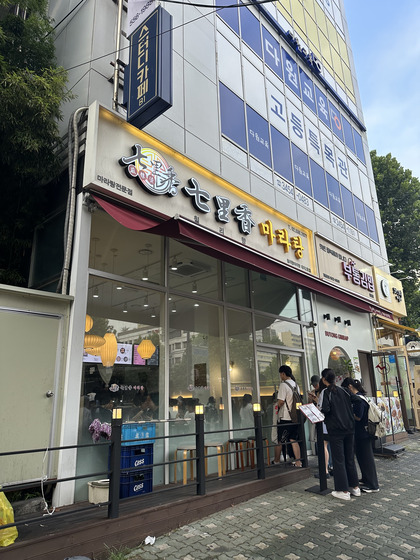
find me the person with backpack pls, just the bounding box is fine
[320,369,361,501]
[277,365,302,468]
[341,377,380,493]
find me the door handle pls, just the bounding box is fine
[46,390,54,398]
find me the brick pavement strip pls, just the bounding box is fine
[127,434,420,560]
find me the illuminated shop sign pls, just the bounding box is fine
[372,268,406,317]
[315,236,377,302]
[124,7,172,130]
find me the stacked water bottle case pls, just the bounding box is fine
[120,422,155,498]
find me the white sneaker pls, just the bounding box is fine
[331,491,351,501]
[350,487,361,497]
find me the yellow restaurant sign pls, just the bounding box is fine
[372,267,406,318]
[83,103,316,275]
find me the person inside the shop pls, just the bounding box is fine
[320,369,360,500]
[341,377,380,493]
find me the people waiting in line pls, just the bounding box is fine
[320,369,360,500]
[341,377,380,493]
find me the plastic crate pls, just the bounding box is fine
[120,468,153,498]
[121,422,156,446]
[120,444,153,469]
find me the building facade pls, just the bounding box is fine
[19,0,414,504]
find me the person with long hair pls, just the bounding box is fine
[320,369,360,500]
[341,377,380,493]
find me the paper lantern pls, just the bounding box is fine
[137,339,156,360]
[84,334,105,353]
[85,314,93,332]
[101,332,118,367]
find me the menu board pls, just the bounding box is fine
[375,397,405,435]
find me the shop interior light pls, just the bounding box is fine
[334,316,341,323]
[151,308,156,318]
[101,333,118,367]
[137,339,156,359]
[92,286,99,298]
[170,257,178,271]
[376,390,383,398]
[141,267,149,281]
[85,314,93,332]
[171,302,177,313]
[195,404,204,415]
[323,313,330,320]
[122,303,128,313]
[253,403,261,412]
[191,281,198,294]
[112,407,122,420]
[143,296,149,308]
[84,334,106,353]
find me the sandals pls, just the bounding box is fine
[291,459,303,468]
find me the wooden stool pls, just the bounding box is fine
[246,436,270,468]
[225,438,248,471]
[174,445,196,485]
[204,442,226,478]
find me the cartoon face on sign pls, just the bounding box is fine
[119,144,180,196]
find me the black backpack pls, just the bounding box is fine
[284,381,303,424]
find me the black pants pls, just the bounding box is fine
[355,436,379,490]
[329,432,359,492]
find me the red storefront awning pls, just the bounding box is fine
[92,194,393,318]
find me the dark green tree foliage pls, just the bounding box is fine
[371,151,420,327]
[0,0,70,286]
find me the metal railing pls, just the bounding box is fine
[0,409,307,533]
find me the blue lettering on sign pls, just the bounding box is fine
[262,26,282,79]
[315,86,330,128]
[285,31,322,75]
[329,101,344,141]
[281,48,301,97]
[299,68,316,113]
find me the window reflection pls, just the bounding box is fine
[251,271,298,318]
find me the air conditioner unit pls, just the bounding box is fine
[172,261,209,277]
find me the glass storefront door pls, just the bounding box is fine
[257,348,304,443]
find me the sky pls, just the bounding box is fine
[344,0,420,180]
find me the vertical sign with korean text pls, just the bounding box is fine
[124,7,172,130]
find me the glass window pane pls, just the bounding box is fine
[354,196,369,235]
[169,299,228,438]
[227,309,256,436]
[216,0,239,34]
[365,205,379,243]
[341,185,357,227]
[169,239,221,300]
[246,105,271,167]
[240,7,262,57]
[353,129,366,164]
[310,158,328,207]
[251,271,298,319]
[326,172,343,217]
[271,126,293,182]
[342,115,355,153]
[219,82,247,149]
[292,144,312,196]
[255,315,302,348]
[90,210,164,285]
[224,261,250,306]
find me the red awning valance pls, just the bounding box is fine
[92,193,393,318]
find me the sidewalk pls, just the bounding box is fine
[126,433,420,560]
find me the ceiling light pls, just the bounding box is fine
[116,285,123,290]
[143,296,149,308]
[192,281,198,294]
[194,303,199,307]
[141,267,149,281]
[171,302,177,313]
[123,303,128,313]
[170,257,178,271]
[92,286,99,298]
[151,308,156,318]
